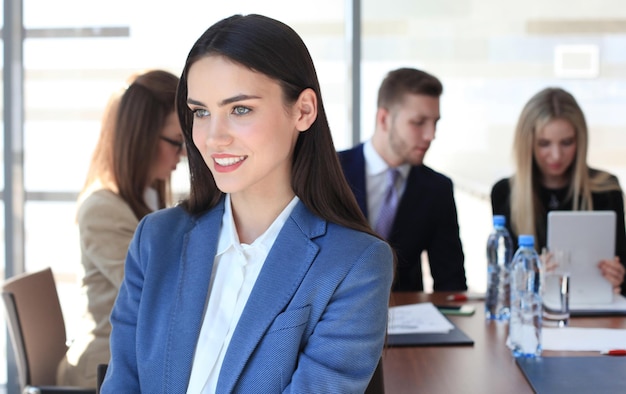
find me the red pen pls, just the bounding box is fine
[601,349,626,356]
[446,293,485,302]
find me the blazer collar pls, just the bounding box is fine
[165,198,327,391]
[164,199,224,392]
[217,201,326,392]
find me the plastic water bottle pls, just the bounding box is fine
[485,215,513,320]
[507,234,542,358]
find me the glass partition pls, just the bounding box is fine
[4,0,626,389]
[362,0,626,192]
[361,0,626,292]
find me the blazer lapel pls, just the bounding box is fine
[392,166,425,237]
[217,202,325,392]
[340,144,369,217]
[164,200,225,392]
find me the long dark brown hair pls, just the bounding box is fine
[176,14,375,237]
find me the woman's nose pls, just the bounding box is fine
[205,117,232,146]
[549,145,562,160]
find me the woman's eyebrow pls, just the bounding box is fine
[186,94,261,108]
[187,97,204,107]
[218,94,260,107]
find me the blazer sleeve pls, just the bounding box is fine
[78,191,138,290]
[284,240,393,393]
[100,215,147,392]
[427,177,467,291]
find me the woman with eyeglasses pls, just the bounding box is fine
[57,69,186,388]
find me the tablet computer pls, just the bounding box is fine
[547,211,616,306]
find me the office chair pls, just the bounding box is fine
[95,364,107,394]
[2,267,96,394]
[365,358,385,394]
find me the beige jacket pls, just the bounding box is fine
[57,188,138,388]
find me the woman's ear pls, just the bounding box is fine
[295,88,318,132]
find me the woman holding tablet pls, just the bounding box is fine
[491,87,626,295]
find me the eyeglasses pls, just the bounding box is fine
[160,136,184,154]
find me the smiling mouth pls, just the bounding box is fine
[214,156,247,166]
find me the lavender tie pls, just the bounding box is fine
[375,168,400,239]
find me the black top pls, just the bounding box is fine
[491,170,626,296]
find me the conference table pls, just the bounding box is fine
[382,292,626,393]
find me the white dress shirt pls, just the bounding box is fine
[143,187,159,212]
[363,140,410,227]
[186,194,300,393]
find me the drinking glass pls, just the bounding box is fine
[541,248,571,327]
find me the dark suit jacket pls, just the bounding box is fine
[339,144,467,291]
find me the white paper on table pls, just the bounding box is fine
[543,327,626,351]
[387,302,454,334]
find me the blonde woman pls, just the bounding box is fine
[491,87,626,295]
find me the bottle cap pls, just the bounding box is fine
[493,215,505,226]
[518,234,534,247]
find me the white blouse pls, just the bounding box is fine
[186,194,299,393]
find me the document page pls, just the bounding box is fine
[388,302,454,334]
[543,327,626,351]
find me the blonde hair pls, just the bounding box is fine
[510,87,620,242]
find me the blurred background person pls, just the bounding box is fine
[57,69,185,387]
[339,68,466,292]
[491,87,626,295]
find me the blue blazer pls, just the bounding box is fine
[101,198,393,393]
[339,144,466,292]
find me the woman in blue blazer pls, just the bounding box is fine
[101,14,394,394]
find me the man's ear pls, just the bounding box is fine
[295,88,318,132]
[376,107,391,133]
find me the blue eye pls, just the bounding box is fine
[233,106,251,115]
[192,108,210,118]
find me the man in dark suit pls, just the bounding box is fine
[338,67,467,292]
